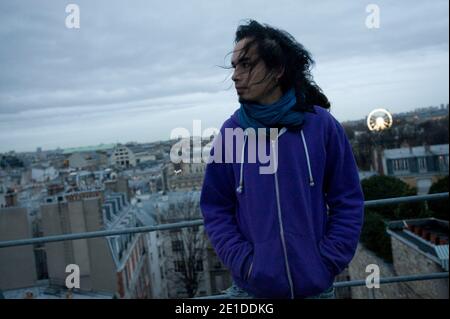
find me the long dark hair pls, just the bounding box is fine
[230,19,330,111]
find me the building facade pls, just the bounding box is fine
[0,207,38,291]
[380,144,449,194]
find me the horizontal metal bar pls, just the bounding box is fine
[0,219,204,248]
[364,192,448,207]
[332,271,449,288]
[195,272,449,299]
[0,192,448,249]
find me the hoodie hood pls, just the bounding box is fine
[230,108,316,195]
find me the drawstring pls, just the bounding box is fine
[236,128,315,194]
[301,130,315,187]
[236,132,248,194]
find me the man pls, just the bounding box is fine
[200,20,364,299]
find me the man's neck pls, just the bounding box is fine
[258,85,283,105]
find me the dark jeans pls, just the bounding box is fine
[222,282,335,299]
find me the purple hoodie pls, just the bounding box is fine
[200,105,364,298]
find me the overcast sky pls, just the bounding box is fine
[0,0,448,153]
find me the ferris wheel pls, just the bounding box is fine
[367,108,393,131]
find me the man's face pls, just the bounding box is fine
[231,38,278,104]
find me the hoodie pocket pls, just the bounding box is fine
[285,232,334,298]
[245,238,291,298]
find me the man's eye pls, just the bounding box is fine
[242,62,250,68]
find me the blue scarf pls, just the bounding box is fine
[238,88,304,134]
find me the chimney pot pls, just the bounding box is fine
[430,233,438,244]
[414,227,423,236]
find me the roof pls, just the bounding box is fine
[384,144,449,159]
[435,245,449,271]
[62,143,116,155]
[2,285,113,299]
[125,145,152,154]
[387,218,449,271]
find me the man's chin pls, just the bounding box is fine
[239,96,257,104]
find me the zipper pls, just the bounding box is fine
[271,137,295,299]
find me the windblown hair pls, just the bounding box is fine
[232,19,331,111]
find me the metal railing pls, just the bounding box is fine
[195,272,450,299]
[0,192,447,249]
[0,192,448,298]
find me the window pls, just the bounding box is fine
[140,241,146,256]
[129,258,134,275]
[402,159,409,170]
[438,155,449,171]
[132,250,137,268]
[174,260,185,273]
[418,157,427,170]
[125,264,132,287]
[214,276,224,292]
[393,159,409,171]
[195,260,204,272]
[172,240,183,252]
[124,266,130,288]
[104,207,112,221]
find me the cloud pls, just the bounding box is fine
[0,0,448,152]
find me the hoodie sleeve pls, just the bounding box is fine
[318,114,365,277]
[200,126,253,281]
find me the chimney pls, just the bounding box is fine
[414,226,423,236]
[430,233,439,245]
[24,291,34,299]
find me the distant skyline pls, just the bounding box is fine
[3,103,447,154]
[0,0,448,153]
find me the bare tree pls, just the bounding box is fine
[156,192,207,298]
